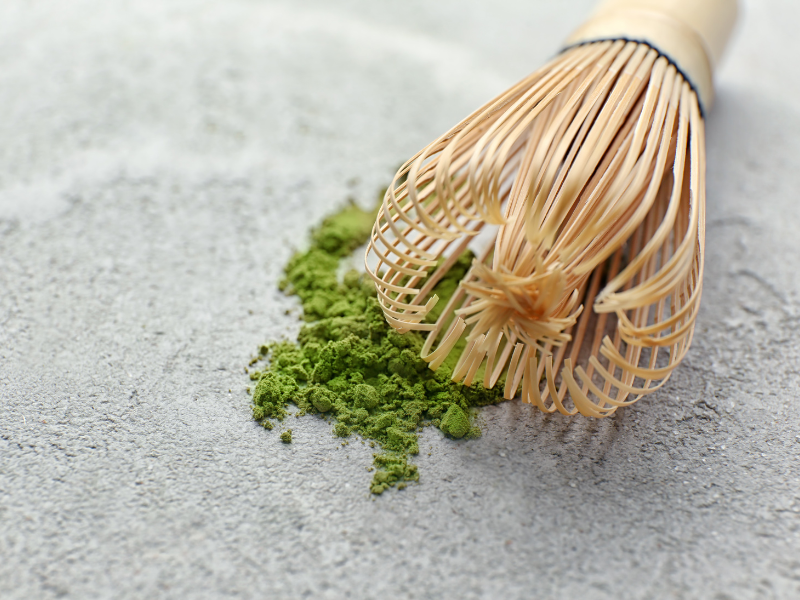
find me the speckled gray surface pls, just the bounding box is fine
[1,1,799,598]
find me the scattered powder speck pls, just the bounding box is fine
[249,197,507,493]
[439,405,472,439]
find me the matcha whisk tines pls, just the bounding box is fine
[365,0,738,417]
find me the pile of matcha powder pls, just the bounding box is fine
[247,197,508,494]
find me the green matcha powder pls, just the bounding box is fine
[247,197,507,494]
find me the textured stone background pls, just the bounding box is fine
[1,1,799,598]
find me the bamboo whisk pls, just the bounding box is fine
[365,0,738,417]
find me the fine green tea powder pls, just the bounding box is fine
[248,198,508,494]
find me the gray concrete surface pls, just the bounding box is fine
[1,1,799,598]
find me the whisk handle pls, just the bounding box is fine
[565,0,738,112]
